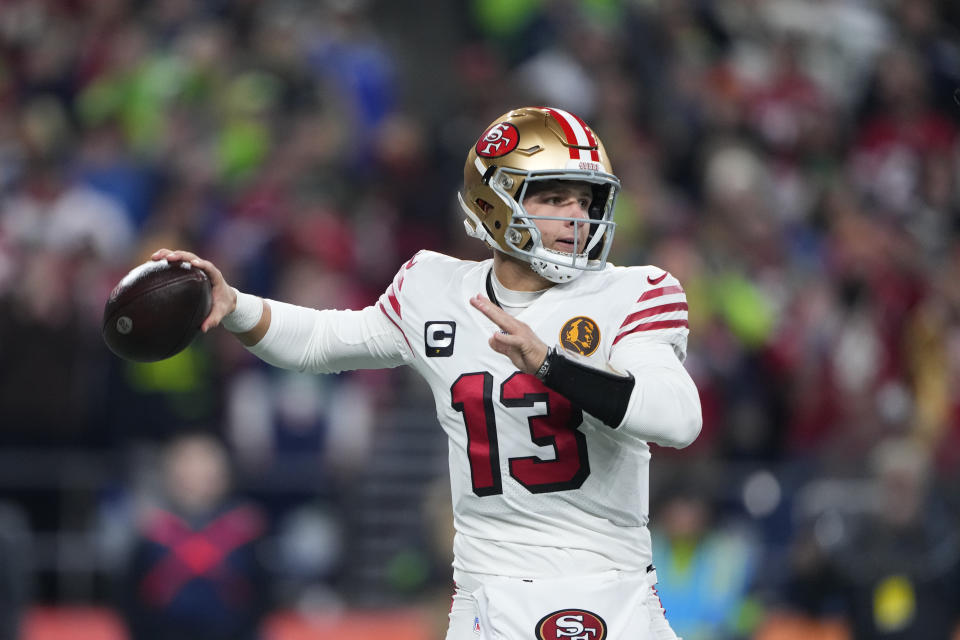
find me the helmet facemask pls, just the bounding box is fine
[491,168,619,282]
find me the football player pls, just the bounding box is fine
[153,106,701,639]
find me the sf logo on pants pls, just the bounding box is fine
[536,609,606,640]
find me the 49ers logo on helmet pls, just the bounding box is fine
[535,609,607,640]
[475,122,519,158]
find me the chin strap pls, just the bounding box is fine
[529,247,587,283]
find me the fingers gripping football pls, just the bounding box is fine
[152,248,236,333]
[470,294,549,375]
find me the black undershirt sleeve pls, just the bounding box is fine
[537,347,635,428]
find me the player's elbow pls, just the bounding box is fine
[656,410,702,449]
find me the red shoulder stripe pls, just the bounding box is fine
[398,256,417,291]
[619,302,688,329]
[379,302,413,352]
[388,284,402,317]
[637,284,683,302]
[613,319,689,345]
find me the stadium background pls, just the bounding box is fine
[0,0,959,638]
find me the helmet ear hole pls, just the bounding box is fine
[476,198,495,214]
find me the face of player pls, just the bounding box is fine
[522,181,593,255]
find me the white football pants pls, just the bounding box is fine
[445,568,681,640]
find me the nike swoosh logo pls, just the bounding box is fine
[647,272,667,285]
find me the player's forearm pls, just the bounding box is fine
[536,348,635,427]
[244,299,410,373]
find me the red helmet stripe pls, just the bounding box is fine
[544,107,580,159]
[544,107,599,162]
[568,111,602,162]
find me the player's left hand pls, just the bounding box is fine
[471,294,549,375]
[150,248,236,333]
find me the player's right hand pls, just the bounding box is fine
[471,294,550,375]
[151,248,237,333]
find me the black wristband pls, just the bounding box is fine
[534,347,554,380]
[539,348,635,428]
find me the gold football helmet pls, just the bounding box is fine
[458,106,620,283]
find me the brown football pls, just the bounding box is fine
[102,259,212,362]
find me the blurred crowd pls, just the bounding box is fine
[1,0,960,638]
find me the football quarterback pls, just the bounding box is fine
[152,106,701,640]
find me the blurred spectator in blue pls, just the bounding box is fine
[651,476,760,640]
[75,121,161,232]
[780,437,960,639]
[120,432,269,640]
[306,0,398,173]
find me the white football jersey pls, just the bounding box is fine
[377,251,690,578]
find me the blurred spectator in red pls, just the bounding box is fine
[120,432,269,640]
[851,44,957,221]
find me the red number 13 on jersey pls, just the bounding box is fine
[451,372,590,496]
